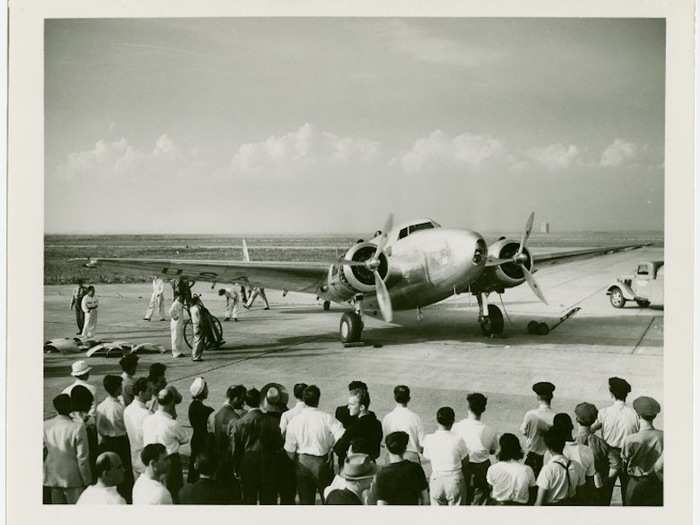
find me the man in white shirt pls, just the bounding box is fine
[144,275,166,321]
[520,381,556,477]
[143,388,189,502]
[535,428,586,505]
[280,382,307,437]
[218,287,241,321]
[453,392,498,504]
[590,377,640,505]
[76,452,126,505]
[96,374,134,502]
[422,406,469,505]
[124,377,153,478]
[63,360,97,415]
[132,443,173,505]
[189,295,206,362]
[381,385,424,464]
[284,385,345,504]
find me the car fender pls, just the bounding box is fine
[606,282,635,300]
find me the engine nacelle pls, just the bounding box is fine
[320,242,390,303]
[473,238,534,292]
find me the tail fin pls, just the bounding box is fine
[242,239,251,262]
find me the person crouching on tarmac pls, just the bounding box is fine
[218,287,240,322]
[189,295,206,362]
[244,287,270,310]
[168,293,187,358]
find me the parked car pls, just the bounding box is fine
[606,261,664,308]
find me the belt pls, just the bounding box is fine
[298,452,329,459]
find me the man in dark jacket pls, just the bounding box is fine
[334,388,382,466]
[178,451,233,504]
[334,380,368,430]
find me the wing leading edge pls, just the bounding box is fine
[532,243,654,269]
[74,258,329,294]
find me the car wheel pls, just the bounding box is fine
[609,287,626,308]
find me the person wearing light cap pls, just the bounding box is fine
[621,396,663,506]
[574,402,610,505]
[590,376,640,505]
[325,454,377,505]
[142,387,189,503]
[63,360,97,415]
[520,381,556,478]
[187,377,214,483]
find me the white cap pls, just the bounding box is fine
[190,377,206,398]
[71,360,91,377]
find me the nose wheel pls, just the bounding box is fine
[476,293,505,337]
[340,311,364,343]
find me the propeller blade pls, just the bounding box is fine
[375,213,394,256]
[522,265,548,305]
[339,259,369,267]
[373,270,393,323]
[485,256,511,267]
[517,212,535,256]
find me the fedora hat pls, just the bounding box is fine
[71,360,92,377]
[340,454,377,481]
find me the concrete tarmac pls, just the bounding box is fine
[43,246,663,502]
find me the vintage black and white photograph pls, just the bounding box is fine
[40,17,667,508]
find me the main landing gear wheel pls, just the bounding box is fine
[479,304,504,337]
[323,300,331,311]
[609,287,626,309]
[340,311,363,343]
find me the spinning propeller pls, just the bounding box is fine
[486,212,548,305]
[340,214,394,322]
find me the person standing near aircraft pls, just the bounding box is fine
[69,279,89,335]
[381,385,424,465]
[189,295,206,362]
[144,275,166,321]
[520,382,556,478]
[218,287,240,321]
[80,286,99,338]
[245,287,270,310]
[168,293,186,358]
[176,277,195,307]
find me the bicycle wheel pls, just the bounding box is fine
[183,319,193,349]
[211,316,223,347]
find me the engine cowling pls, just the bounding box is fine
[473,238,534,292]
[321,242,390,302]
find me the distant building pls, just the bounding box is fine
[540,221,550,234]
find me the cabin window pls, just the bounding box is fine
[409,222,435,234]
[637,265,649,276]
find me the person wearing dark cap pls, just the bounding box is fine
[486,433,536,505]
[280,382,308,437]
[454,392,498,505]
[422,407,469,505]
[382,385,424,464]
[621,396,663,506]
[375,431,429,505]
[119,353,139,406]
[520,381,556,478]
[142,387,189,503]
[574,402,610,504]
[334,388,383,467]
[590,377,640,505]
[96,375,134,502]
[535,428,585,505]
[187,377,214,483]
[325,454,377,505]
[543,413,596,505]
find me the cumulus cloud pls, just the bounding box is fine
[393,130,507,173]
[230,123,381,173]
[600,139,642,167]
[524,143,581,171]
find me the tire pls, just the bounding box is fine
[183,319,193,349]
[480,305,505,336]
[609,287,626,308]
[210,316,223,347]
[536,322,550,335]
[340,312,363,343]
[323,300,331,311]
[527,321,540,335]
[636,299,651,308]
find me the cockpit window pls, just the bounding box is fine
[409,222,435,234]
[398,227,409,239]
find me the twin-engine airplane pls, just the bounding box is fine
[76,213,650,343]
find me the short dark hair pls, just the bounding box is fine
[226,385,246,401]
[70,385,94,413]
[86,285,95,293]
[553,413,574,439]
[53,393,72,416]
[141,443,167,467]
[195,450,217,476]
[148,363,166,380]
[385,431,409,455]
[293,383,308,401]
[350,388,370,410]
[437,406,455,427]
[303,385,321,407]
[103,375,123,397]
[348,380,367,392]
[94,453,118,479]
[467,393,487,416]
[393,385,410,405]
[543,427,566,454]
[218,289,226,296]
[119,353,139,374]
[244,388,260,408]
[133,377,150,396]
[497,433,524,461]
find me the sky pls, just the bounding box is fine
[45,18,665,234]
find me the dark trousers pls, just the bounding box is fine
[295,454,333,505]
[166,453,184,504]
[467,460,492,505]
[625,475,663,506]
[240,452,296,505]
[99,435,134,503]
[75,307,85,333]
[604,447,628,505]
[216,453,242,504]
[524,451,544,478]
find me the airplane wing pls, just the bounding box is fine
[532,243,654,269]
[73,257,329,294]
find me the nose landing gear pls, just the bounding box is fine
[340,294,365,345]
[476,293,504,337]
